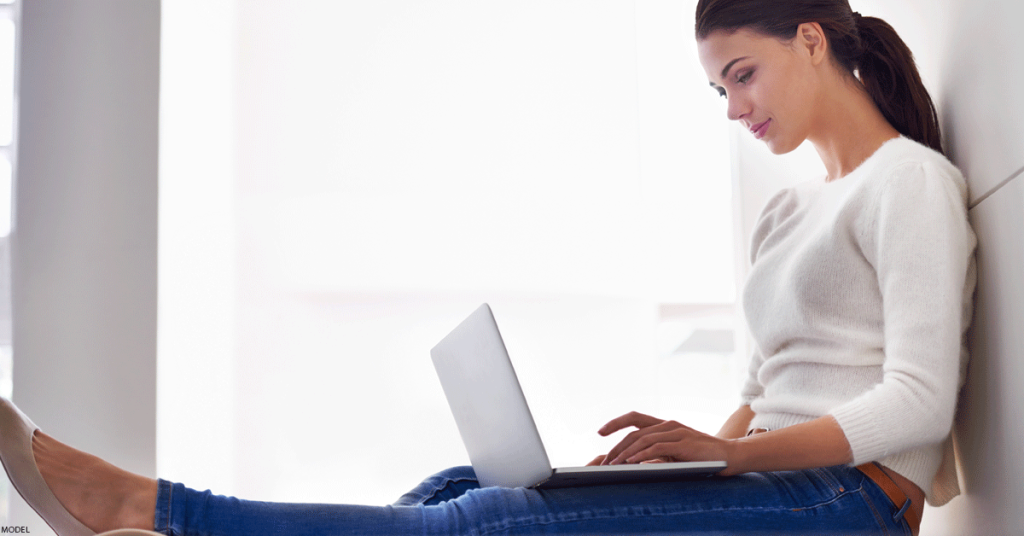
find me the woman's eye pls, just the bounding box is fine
[737,70,753,84]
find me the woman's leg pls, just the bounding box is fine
[154,465,912,536]
[28,422,911,535]
[392,466,480,506]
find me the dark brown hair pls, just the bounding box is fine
[695,0,943,154]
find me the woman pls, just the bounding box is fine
[0,0,976,534]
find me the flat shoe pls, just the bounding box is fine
[0,397,95,536]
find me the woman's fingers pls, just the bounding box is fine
[586,455,606,467]
[626,434,697,465]
[608,425,690,465]
[600,427,648,465]
[596,412,667,465]
[612,425,730,467]
[601,419,691,465]
[597,411,664,436]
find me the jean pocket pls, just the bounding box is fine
[808,466,847,497]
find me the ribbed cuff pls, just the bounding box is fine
[830,404,890,464]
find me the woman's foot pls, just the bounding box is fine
[32,430,158,533]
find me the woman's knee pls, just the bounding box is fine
[393,466,479,506]
[428,466,477,481]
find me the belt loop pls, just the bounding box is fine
[856,462,920,534]
[893,497,911,524]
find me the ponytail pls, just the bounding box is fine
[851,14,943,154]
[695,0,944,154]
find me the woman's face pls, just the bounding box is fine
[697,27,822,155]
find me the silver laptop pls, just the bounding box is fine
[430,303,727,489]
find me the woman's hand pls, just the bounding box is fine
[593,411,735,472]
[589,410,853,476]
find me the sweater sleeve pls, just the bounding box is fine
[829,162,976,464]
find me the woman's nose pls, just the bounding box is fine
[726,95,748,122]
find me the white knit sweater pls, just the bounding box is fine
[740,137,977,506]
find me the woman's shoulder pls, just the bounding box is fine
[852,138,973,249]
[857,137,967,198]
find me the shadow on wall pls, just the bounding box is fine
[953,185,1024,535]
[928,0,1024,534]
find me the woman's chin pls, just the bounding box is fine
[764,137,801,156]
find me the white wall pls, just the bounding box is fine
[10,0,160,531]
[918,0,1024,533]
[935,0,1024,207]
[939,174,1024,535]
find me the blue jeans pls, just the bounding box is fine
[153,465,913,535]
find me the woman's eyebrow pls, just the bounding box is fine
[720,56,750,79]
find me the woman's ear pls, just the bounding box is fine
[796,22,829,66]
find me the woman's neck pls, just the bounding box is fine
[808,77,901,182]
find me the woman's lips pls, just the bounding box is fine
[751,119,771,140]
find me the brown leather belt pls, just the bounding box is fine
[856,462,920,534]
[746,428,919,533]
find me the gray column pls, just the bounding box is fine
[10,0,160,530]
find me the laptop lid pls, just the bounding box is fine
[430,303,553,488]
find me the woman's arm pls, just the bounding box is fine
[596,411,852,477]
[726,415,852,474]
[715,405,755,439]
